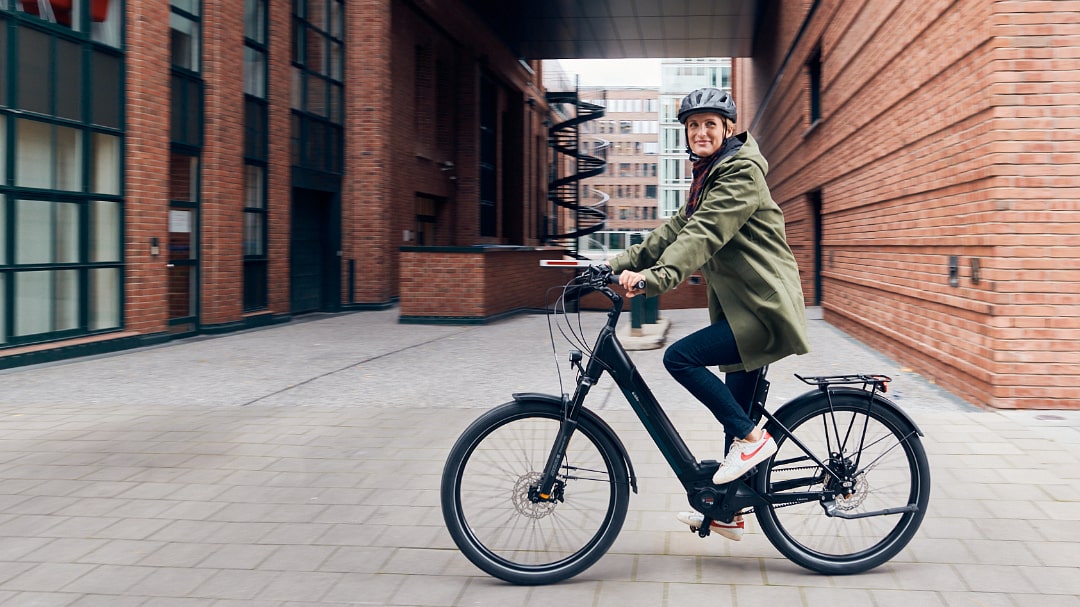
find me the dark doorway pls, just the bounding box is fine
[290,188,340,314]
[809,190,823,306]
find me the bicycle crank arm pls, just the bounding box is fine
[822,502,919,519]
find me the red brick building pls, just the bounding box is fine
[735,0,1079,409]
[0,0,558,363]
[3,0,1075,410]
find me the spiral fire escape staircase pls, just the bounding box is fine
[543,92,609,257]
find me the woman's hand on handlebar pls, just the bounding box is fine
[618,270,647,298]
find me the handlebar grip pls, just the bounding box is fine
[610,273,647,291]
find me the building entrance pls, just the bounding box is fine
[290,188,340,314]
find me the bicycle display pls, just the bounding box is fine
[441,265,930,585]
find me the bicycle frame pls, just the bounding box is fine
[534,278,917,528]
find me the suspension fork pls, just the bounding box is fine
[533,348,606,500]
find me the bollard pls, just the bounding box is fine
[630,292,644,336]
[628,232,658,335]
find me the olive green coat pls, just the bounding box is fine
[609,132,810,371]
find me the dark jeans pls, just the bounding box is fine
[663,319,764,454]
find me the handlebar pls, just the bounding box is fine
[539,260,645,292]
[579,264,645,291]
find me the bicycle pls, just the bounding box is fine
[440,264,930,585]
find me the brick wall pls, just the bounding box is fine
[266,0,292,314]
[986,0,1080,408]
[737,0,1079,409]
[123,0,171,335]
[199,0,245,326]
[346,0,551,308]
[343,0,394,305]
[399,248,566,319]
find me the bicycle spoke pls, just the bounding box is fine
[454,413,619,568]
[762,404,924,562]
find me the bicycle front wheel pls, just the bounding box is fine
[755,393,930,574]
[441,400,630,585]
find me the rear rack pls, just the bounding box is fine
[795,374,892,393]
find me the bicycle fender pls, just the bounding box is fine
[512,392,639,493]
[773,388,924,437]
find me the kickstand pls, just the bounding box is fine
[696,517,713,538]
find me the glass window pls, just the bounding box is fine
[0,274,5,344]
[306,74,326,116]
[55,202,78,263]
[91,0,123,47]
[244,47,266,98]
[330,0,343,38]
[329,82,342,123]
[2,3,126,346]
[308,0,326,29]
[168,208,195,261]
[243,165,264,209]
[330,41,342,81]
[17,27,51,115]
[90,200,121,262]
[92,132,121,195]
[170,12,200,71]
[91,52,121,128]
[306,30,326,75]
[15,271,51,336]
[0,117,6,184]
[0,197,5,266]
[16,119,52,189]
[291,67,303,109]
[243,211,263,256]
[14,200,81,265]
[0,24,6,107]
[56,39,82,121]
[244,0,266,43]
[89,268,120,330]
[55,125,82,191]
[180,76,201,144]
[15,119,86,191]
[244,98,266,158]
[167,263,195,318]
[171,0,200,16]
[169,153,198,202]
[56,269,78,330]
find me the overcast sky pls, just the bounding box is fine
[556,59,662,88]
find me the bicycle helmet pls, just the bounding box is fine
[677,87,737,124]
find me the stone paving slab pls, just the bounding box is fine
[0,308,1076,605]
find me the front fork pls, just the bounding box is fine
[534,353,594,501]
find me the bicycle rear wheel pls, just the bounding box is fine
[441,400,629,585]
[755,393,930,574]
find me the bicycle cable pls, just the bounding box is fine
[544,269,621,398]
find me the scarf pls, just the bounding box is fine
[684,135,743,217]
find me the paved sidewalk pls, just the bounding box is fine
[0,308,1076,606]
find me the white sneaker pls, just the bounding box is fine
[712,430,777,485]
[676,511,744,541]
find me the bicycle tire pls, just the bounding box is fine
[441,400,630,585]
[755,393,930,574]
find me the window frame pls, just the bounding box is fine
[0,4,126,347]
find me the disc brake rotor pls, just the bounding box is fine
[512,472,558,519]
[835,473,869,511]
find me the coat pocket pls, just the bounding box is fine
[727,254,779,304]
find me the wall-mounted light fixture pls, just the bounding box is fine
[948,256,959,287]
[971,258,980,285]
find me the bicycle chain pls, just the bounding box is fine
[745,464,836,514]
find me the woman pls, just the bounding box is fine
[607,87,809,540]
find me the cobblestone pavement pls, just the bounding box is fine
[0,308,1076,606]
